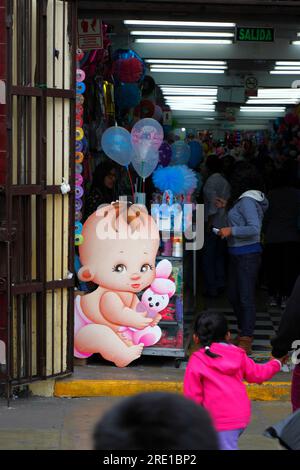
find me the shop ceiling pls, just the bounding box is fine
[78,1,300,129]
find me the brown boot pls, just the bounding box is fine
[231,331,241,346]
[237,336,253,355]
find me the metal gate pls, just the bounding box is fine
[0,0,77,400]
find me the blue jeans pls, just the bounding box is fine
[228,253,261,337]
[202,230,227,295]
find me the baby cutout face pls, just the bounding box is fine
[79,203,160,293]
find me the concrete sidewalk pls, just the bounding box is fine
[0,396,292,450]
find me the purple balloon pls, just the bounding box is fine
[158,141,172,167]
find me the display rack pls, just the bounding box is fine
[142,235,196,366]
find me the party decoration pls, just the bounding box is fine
[158,141,172,167]
[114,83,141,110]
[132,148,159,179]
[76,69,86,82]
[188,140,203,169]
[75,163,83,174]
[112,49,145,84]
[134,99,155,119]
[76,127,84,141]
[76,141,83,152]
[131,118,164,163]
[75,174,83,186]
[101,126,133,166]
[74,203,163,366]
[76,82,86,94]
[170,141,191,166]
[75,152,84,164]
[153,165,198,195]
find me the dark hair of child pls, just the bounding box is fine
[193,311,229,359]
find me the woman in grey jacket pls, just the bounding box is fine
[217,163,268,355]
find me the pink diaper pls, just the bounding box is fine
[74,295,93,359]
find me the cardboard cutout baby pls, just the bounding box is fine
[74,202,167,367]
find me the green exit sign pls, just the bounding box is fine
[236,27,274,42]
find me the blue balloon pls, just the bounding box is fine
[132,148,159,179]
[188,140,203,169]
[170,141,191,165]
[101,126,133,167]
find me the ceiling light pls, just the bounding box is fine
[151,64,227,70]
[275,66,300,70]
[130,30,234,37]
[151,68,225,74]
[124,20,236,28]
[276,61,300,66]
[171,108,215,112]
[166,98,217,103]
[160,87,218,95]
[270,70,300,75]
[257,88,300,96]
[247,99,298,104]
[291,41,300,45]
[203,118,215,120]
[240,107,286,112]
[135,38,232,44]
[146,59,227,65]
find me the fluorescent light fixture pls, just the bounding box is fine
[203,118,215,120]
[171,108,215,112]
[135,38,232,44]
[257,88,300,96]
[276,61,300,66]
[240,107,285,112]
[275,66,300,70]
[247,99,298,104]
[170,105,215,109]
[151,68,225,74]
[291,41,300,45]
[161,87,217,95]
[130,30,234,37]
[166,99,217,104]
[146,59,226,65]
[270,70,300,74]
[181,128,186,131]
[151,64,227,70]
[124,20,236,28]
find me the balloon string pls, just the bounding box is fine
[127,166,135,201]
[143,179,145,193]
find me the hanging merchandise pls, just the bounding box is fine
[158,141,172,167]
[152,165,198,195]
[74,49,86,249]
[134,99,155,119]
[101,126,133,167]
[112,49,146,84]
[114,83,141,111]
[103,81,115,117]
[131,149,159,179]
[152,105,163,122]
[188,140,203,169]
[131,118,164,163]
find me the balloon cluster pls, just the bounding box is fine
[101,118,164,179]
[75,49,86,247]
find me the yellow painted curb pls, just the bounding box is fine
[54,379,291,401]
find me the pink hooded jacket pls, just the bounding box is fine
[184,343,281,431]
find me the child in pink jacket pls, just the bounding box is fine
[184,311,286,450]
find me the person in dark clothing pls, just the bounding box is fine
[271,275,300,412]
[263,163,300,309]
[93,392,219,450]
[83,160,118,221]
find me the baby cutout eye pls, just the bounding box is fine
[155,302,159,307]
[148,297,152,301]
[141,264,153,273]
[113,264,126,273]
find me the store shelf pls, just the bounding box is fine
[157,256,183,262]
[142,347,185,358]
